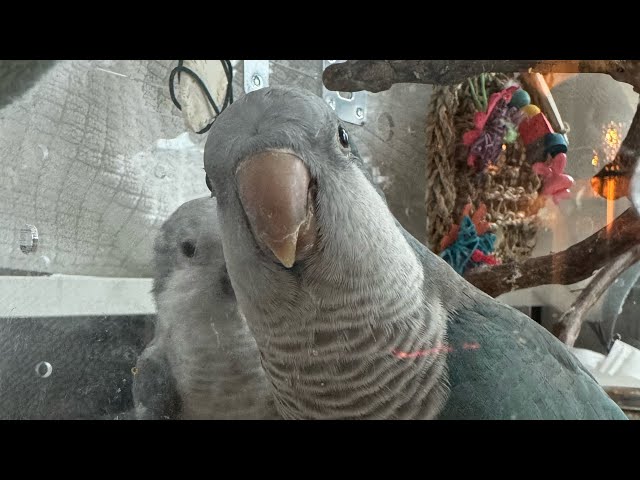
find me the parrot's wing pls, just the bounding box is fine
[439,298,627,420]
[396,223,625,419]
[132,343,181,420]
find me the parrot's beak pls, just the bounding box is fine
[236,150,316,268]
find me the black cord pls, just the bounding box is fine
[168,60,234,134]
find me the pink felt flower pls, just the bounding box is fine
[532,152,575,204]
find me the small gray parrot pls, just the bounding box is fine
[132,196,278,419]
[203,86,627,420]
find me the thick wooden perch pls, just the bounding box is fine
[604,386,640,418]
[553,245,640,347]
[464,207,640,298]
[323,60,640,93]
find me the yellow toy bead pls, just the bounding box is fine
[521,104,541,117]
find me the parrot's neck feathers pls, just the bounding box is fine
[242,171,450,419]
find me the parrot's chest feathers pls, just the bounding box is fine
[156,272,273,419]
[243,211,450,419]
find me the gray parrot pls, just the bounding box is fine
[203,86,627,420]
[132,196,278,419]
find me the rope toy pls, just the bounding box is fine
[425,73,542,264]
[462,75,575,205]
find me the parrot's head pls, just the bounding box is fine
[202,87,450,420]
[152,196,235,306]
[203,86,385,275]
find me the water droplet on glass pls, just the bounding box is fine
[35,361,52,378]
[355,107,364,119]
[251,74,262,87]
[131,367,139,375]
[38,144,49,161]
[320,382,325,387]
[312,349,318,356]
[19,224,38,254]
[39,255,51,268]
[327,99,336,110]
[154,166,167,179]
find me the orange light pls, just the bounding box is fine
[607,181,615,234]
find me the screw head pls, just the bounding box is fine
[19,224,38,254]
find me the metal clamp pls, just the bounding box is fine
[244,60,270,93]
[322,60,367,126]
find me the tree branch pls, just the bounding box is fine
[464,208,640,298]
[322,60,640,93]
[552,245,640,347]
[603,386,640,418]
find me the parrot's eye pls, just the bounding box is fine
[181,240,197,258]
[205,174,213,193]
[338,126,349,149]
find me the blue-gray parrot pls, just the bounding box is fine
[202,86,626,420]
[132,197,278,419]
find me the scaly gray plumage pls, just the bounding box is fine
[133,197,278,419]
[204,86,626,420]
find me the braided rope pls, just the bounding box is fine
[425,85,460,249]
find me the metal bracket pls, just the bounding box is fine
[244,60,270,93]
[322,60,367,125]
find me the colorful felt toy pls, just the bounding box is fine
[532,152,574,204]
[463,78,575,205]
[439,203,500,275]
[462,81,522,171]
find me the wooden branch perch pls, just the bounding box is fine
[604,386,640,419]
[464,207,640,298]
[553,245,640,347]
[322,60,640,93]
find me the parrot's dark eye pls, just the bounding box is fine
[181,240,197,258]
[205,174,213,193]
[338,126,349,149]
